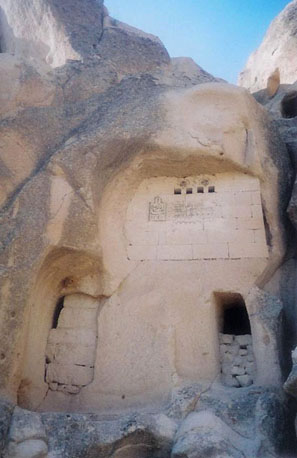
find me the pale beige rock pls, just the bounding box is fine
[267,68,280,97]
[239,1,297,91]
[0,6,292,450]
[0,0,104,67]
[172,411,257,457]
[44,294,99,394]
[0,54,55,118]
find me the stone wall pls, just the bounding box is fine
[125,173,268,262]
[219,333,255,388]
[45,294,99,394]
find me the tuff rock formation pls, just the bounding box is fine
[0,0,297,457]
[239,0,297,92]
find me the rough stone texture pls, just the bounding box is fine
[4,406,48,457]
[284,349,297,398]
[195,386,287,456]
[0,0,296,456]
[0,399,14,455]
[41,412,176,458]
[239,1,297,92]
[7,440,48,458]
[171,410,257,458]
[0,73,290,414]
[219,333,255,388]
[267,67,280,97]
[3,389,287,457]
[246,288,284,386]
[0,0,105,66]
[171,386,287,457]
[45,294,100,394]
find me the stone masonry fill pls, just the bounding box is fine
[219,333,255,388]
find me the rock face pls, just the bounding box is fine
[0,0,296,457]
[239,1,297,92]
[0,0,105,66]
[239,2,297,454]
[171,411,257,458]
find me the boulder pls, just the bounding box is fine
[5,407,48,458]
[40,412,176,458]
[171,411,257,458]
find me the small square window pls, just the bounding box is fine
[197,187,204,193]
[174,188,182,195]
[208,186,215,193]
[186,188,193,194]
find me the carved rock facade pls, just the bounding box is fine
[0,0,296,457]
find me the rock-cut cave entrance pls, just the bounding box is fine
[215,292,255,388]
[281,91,297,118]
[222,297,251,336]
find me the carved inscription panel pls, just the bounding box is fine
[125,174,268,261]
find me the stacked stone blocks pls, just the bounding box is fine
[219,333,255,388]
[45,294,99,394]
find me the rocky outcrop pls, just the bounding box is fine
[2,387,287,457]
[284,348,297,398]
[0,0,297,456]
[0,0,105,66]
[5,407,48,458]
[239,1,297,92]
[171,411,257,458]
[4,406,177,458]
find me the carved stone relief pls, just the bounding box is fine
[125,173,268,261]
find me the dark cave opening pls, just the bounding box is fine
[52,296,64,329]
[216,292,251,336]
[281,91,297,118]
[223,302,251,335]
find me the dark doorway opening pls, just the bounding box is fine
[52,296,64,329]
[223,303,251,335]
[216,292,251,336]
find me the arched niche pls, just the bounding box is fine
[17,247,103,410]
[98,153,270,295]
[215,292,255,388]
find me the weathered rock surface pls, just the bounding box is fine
[4,406,176,457]
[171,410,257,458]
[284,348,297,399]
[171,385,287,457]
[239,1,297,92]
[2,388,288,457]
[0,0,297,456]
[0,399,14,454]
[195,386,286,456]
[0,0,105,66]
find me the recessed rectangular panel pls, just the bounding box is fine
[125,174,268,261]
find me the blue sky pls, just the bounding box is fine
[105,0,290,83]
